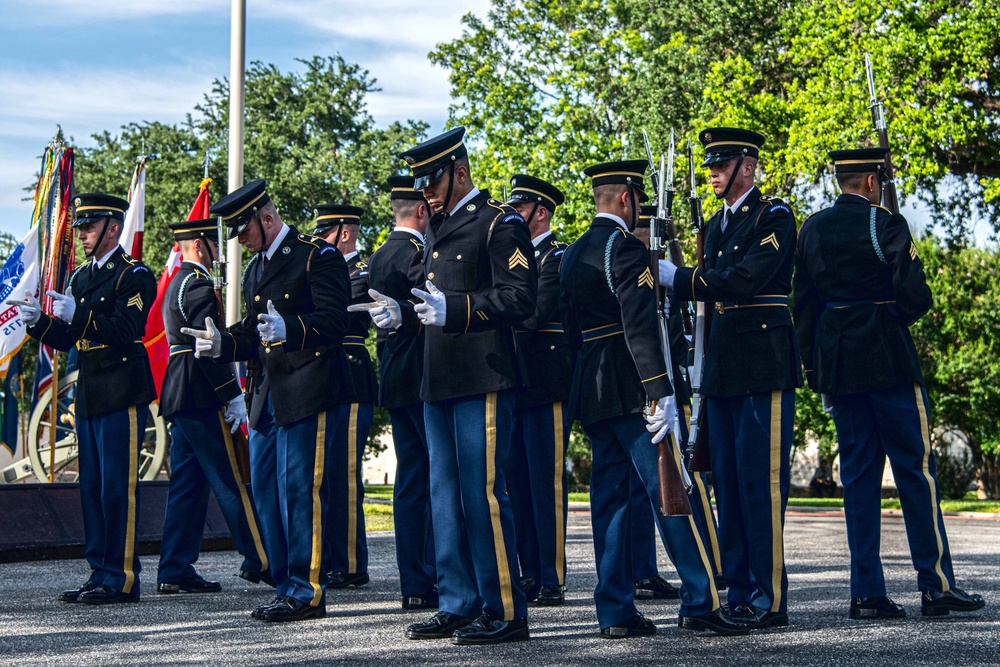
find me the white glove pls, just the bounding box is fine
[658,259,678,287]
[223,395,248,434]
[646,396,677,444]
[180,316,222,358]
[5,290,42,326]
[822,394,834,414]
[347,289,401,329]
[412,280,447,327]
[47,287,76,323]
[256,300,287,343]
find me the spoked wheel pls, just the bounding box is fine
[26,370,170,482]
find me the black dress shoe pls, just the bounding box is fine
[452,615,529,645]
[921,587,986,617]
[326,571,370,589]
[720,603,757,622]
[600,612,657,639]
[78,584,140,605]
[679,609,751,636]
[157,573,222,594]
[58,581,99,603]
[238,569,276,588]
[403,590,439,610]
[714,574,728,592]
[251,596,286,620]
[519,576,539,602]
[850,596,906,619]
[262,597,326,622]
[749,608,789,629]
[536,585,565,606]
[635,575,679,600]
[406,611,475,639]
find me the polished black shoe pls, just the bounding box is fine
[403,590,439,610]
[78,584,140,605]
[635,575,679,600]
[679,609,751,636]
[238,569,276,588]
[720,603,757,622]
[714,574,728,592]
[850,596,906,619]
[600,612,657,639]
[326,571,370,589]
[921,588,986,617]
[452,615,529,645]
[749,608,789,629]
[536,585,565,606]
[251,595,286,620]
[519,576,539,602]
[262,597,326,622]
[58,581,99,603]
[406,611,475,639]
[157,573,222,594]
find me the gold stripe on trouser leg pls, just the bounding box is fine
[122,406,139,594]
[769,391,785,612]
[914,383,949,591]
[309,411,328,606]
[347,403,359,573]
[669,427,719,609]
[485,392,515,620]
[685,402,723,573]
[552,402,566,586]
[217,411,268,571]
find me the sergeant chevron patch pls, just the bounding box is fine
[127,294,144,310]
[509,248,529,270]
[760,233,780,251]
[638,267,654,289]
[909,242,918,260]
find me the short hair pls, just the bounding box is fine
[836,171,872,192]
[593,183,628,208]
[391,198,428,219]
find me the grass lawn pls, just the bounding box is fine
[364,502,394,532]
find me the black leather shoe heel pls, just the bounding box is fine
[78,585,140,605]
[326,571,370,590]
[58,581,99,603]
[679,610,750,636]
[921,588,985,617]
[600,613,656,639]
[406,611,475,639]
[262,597,325,622]
[850,596,906,619]
[451,616,529,645]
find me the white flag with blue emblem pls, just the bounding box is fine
[0,226,41,377]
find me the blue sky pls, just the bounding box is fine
[0,0,490,239]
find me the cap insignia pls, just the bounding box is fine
[704,132,712,142]
[74,197,81,207]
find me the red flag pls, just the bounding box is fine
[143,178,213,398]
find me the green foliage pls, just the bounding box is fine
[794,386,838,458]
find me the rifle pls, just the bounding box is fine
[643,130,693,517]
[865,53,900,214]
[686,138,712,472]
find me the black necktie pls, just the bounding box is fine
[256,255,267,282]
[722,208,731,233]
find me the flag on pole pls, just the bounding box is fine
[120,157,146,260]
[144,177,213,396]
[0,226,41,378]
[0,351,23,457]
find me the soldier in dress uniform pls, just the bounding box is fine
[793,148,985,619]
[503,174,572,607]
[181,179,351,622]
[559,161,747,638]
[312,204,374,590]
[659,128,801,629]
[156,218,271,595]
[365,127,536,645]
[10,193,157,604]
[366,175,437,610]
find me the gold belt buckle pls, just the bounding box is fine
[79,339,92,351]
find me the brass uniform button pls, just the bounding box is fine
[428,272,435,280]
[255,295,261,302]
[432,251,439,259]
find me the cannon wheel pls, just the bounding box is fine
[26,370,169,483]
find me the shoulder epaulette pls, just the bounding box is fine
[409,238,422,251]
[873,204,893,215]
[297,233,320,247]
[355,260,368,269]
[121,254,137,266]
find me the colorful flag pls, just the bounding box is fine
[0,225,42,377]
[144,177,213,397]
[1,351,23,457]
[120,158,146,260]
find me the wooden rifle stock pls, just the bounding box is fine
[654,401,693,516]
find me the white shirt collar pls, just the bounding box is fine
[726,188,754,217]
[531,230,553,248]
[94,246,118,268]
[394,226,424,243]
[342,250,358,263]
[264,223,292,260]
[595,212,628,231]
[183,259,211,276]
[448,187,481,216]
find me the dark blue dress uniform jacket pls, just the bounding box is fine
[672,187,802,396]
[342,256,377,404]
[419,191,537,403]
[793,194,931,395]
[367,230,425,410]
[515,234,573,408]
[160,262,242,417]
[28,246,157,419]
[219,227,351,428]
[560,217,673,426]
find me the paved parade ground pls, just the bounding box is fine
[1,510,997,666]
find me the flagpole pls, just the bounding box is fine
[225,0,246,326]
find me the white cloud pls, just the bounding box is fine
[21,0,226,21]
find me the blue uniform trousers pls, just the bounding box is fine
[158,408,268,583]
[77,404,148,593]
[586,413,719,627]
[249,393,335,607]
[629,467,659,581]
[508,402,570,589]
[707,390,794,613]
[831,382,955,597]
[389,402,436,597]
[323,401,373,577]
[424,390,527,621]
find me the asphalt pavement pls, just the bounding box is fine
[1,509,997,666]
